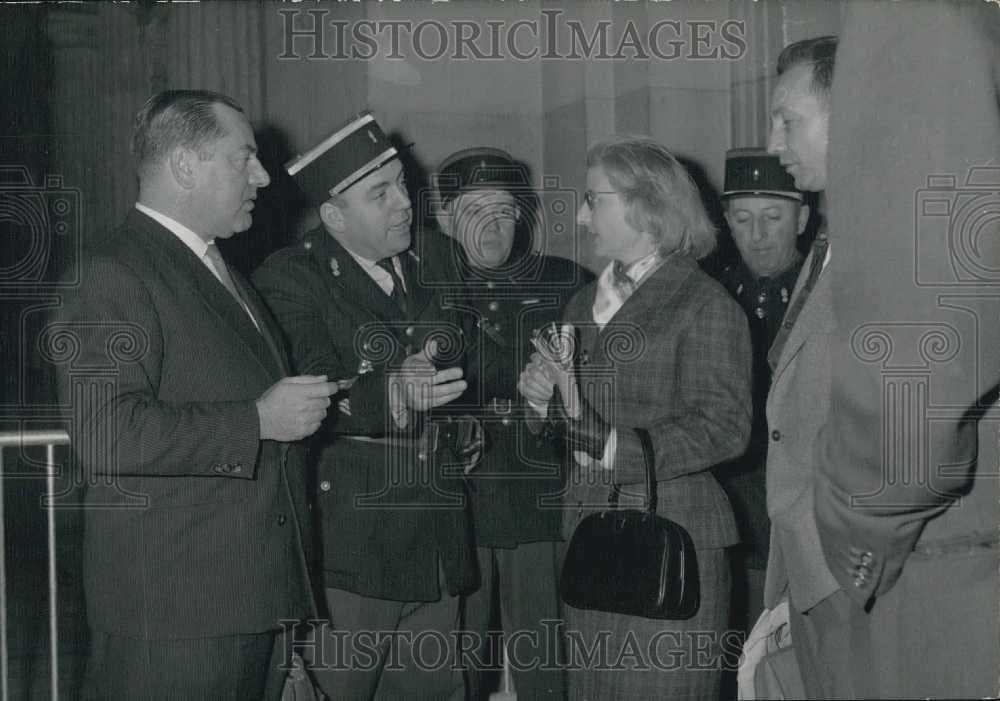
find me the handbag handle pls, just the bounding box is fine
[607,427,657,516]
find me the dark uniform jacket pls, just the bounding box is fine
[253,226,477,602]
[437,240,593,547]
[716,258,803,569]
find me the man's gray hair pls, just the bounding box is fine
[131,89,243,179]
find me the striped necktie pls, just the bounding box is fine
[205,242,259,331]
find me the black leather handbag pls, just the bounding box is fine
[559,427,700,620]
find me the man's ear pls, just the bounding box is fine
[319,200,346,234]
[168,147,199,190]
[797,203,811,236]
[435,198,454,237]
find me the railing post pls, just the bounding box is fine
[0,429,70,701]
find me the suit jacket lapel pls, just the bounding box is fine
[771,255,834,380]
[230,271,289,376]
[587,256,695,367]
[130,210,283,379]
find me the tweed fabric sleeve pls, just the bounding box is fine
[612,291,753,485]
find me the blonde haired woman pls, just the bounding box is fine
[520,135,752,699]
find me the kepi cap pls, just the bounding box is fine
[286,111,398,204]
[435,147,530,207]
[722,147,803,202]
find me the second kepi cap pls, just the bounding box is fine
[286,111,398,205]
[722,147,803,202]
[435,147,530,207]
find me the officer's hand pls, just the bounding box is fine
[518,352,556,414]
[391,339,467,411]
[257,375,339,441]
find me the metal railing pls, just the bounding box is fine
[0,429,70,701]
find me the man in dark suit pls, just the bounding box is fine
[253,112,477,701]
[55,90,338,700]
[432,147,592,700]
[815,3,999,697]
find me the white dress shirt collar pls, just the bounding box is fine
[135,203,212,260]
[343,248,405,296]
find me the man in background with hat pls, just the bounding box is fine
[715,147,810,640]
[253,112,477,701]
[432,147,592,699]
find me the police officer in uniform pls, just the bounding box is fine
[253,113,479,701]
[715,148,810,638]
[432,148,592,700]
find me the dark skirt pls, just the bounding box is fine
[562,546,732,701]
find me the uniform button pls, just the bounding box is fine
[405,326,414,337]
[277,515,287,526]
[487,281,495,290]
[493,323,502,332]
[488,301,499,312]
[320,480,331,492]
[303,240,312,250]
[771,430,781,441]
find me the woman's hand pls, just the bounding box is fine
[518,352,556,416]
[524,322,582,418]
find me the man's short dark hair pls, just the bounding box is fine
[777,36,838,103]
[131,89,243,179]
